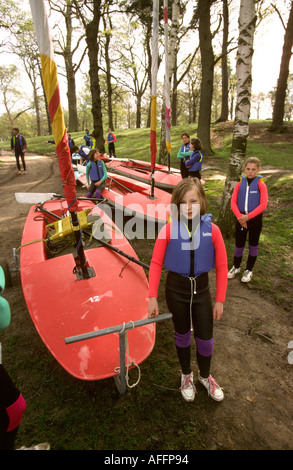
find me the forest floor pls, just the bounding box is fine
[0,122,292,452]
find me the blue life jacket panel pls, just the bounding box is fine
[164,214,215,277]
[89,160,104,181]
[237,175,262,213]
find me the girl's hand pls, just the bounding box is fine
[148,297,159,318]
[95,181,101,186]
[238,214,249,225]
[213,301,223,321]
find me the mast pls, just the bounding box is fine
[150,0,159,199]
[29,0,92,280]
[163,0,171,172]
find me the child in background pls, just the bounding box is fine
[177,132,192,179]
[148,178,228,403]
[106,129,117,157]
[85,149,107,199]
[11,128,27,175]
[185,138,204,181]
[228,157,268,283]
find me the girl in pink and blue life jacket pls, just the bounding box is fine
[148,178,228,403]
[106,128,117,157]
[228,157,268,283]
[185,137,204,181]
[85,149,107,199]
[176,132,192,179]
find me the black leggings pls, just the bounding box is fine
[234,214,263,271]
[15,150,26,171]
[165,272,213,377]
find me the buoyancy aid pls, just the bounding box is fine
[107,133,116,143]
[185,151,203,172]
[164,214,215,277]
[79,145,91,160]
[237,175,262,214]
[12,134,24,149]
[88,160,105,181]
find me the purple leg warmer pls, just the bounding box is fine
[86,191,92,198]
[234,246,245,257]
[196,337,214,357]
[95,189,102,199]
[249,244,258,256]
[175,330,191,348]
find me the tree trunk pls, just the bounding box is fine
[64,3,79,132]
[217,0,256,238]
[197,0,214,155]
[103,12,114,130]
[216,0,229,123]
[270,2,293,131]
[85,0,105,152]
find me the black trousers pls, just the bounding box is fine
[108,142,116,156]
[15,150,26,171]
[165,271,213,377]
[234,214,263,270]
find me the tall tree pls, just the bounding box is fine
[74,0,105,152]
[216,0,230,123]
[49,0,86,132]
[193,0,216,155]
[270,1,293,132]
[217,0,257,237]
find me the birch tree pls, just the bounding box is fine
[217,0,256,238]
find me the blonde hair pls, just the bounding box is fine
[171,178,208,219]
[244,157,261,169]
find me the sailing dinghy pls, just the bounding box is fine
[101,156,181,191]
[19,196,156,383]
[77,164,171,225]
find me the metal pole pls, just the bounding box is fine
[65,313,172,344]
[65,313,173,394]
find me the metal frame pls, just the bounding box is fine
[65,313,172,394]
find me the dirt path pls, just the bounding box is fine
[0,152,293,450]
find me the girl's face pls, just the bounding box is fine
[182,135,189,144]
[180,189,200,220]
[245,163,259,179]
[94,151,99,160]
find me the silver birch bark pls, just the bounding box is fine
[217,0,257,238]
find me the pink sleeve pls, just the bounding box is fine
[212,223,228,303]
[148,223,171,298]
[231,180,268,220]
[231,182,242,219]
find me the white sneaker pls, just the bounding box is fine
[228,266,241,279]
[180,372,197,402]
[241,270,253,283]
[198,372,224,402]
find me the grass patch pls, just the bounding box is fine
[1,121,292,450]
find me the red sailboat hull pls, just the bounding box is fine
[20,199,155,381]
[101,156,181,191]
[78,171,171,225]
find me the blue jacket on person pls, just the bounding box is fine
[86,159,107,185]
[164,214,215,278]
[185,150,204,172]
[237,175,262,214]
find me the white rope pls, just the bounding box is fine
[188,277,197,332]
[114,321,141,389]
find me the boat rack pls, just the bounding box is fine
[65,312,172,394]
